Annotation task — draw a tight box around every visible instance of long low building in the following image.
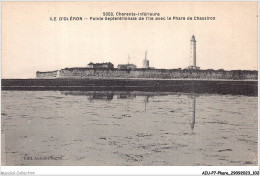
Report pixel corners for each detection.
[117,64,137,69]
[87,62,114,69]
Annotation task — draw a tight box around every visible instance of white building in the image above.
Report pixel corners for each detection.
[188,35,200,70]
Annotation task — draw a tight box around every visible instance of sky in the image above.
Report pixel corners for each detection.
[2,2,258,78]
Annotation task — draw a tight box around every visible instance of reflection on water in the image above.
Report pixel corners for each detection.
[1,91,258,166]
[188,94,198,131]
[62,91,198,131]
[62,91,115,101]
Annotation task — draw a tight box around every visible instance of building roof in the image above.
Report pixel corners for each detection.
[88,62,113,65]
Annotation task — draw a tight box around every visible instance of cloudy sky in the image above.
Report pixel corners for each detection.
[2,2,258,78]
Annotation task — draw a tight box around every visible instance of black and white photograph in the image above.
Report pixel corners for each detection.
[1,1,258,175]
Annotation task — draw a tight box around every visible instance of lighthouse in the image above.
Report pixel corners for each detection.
[188,35,200,70]
[191,35,196,67]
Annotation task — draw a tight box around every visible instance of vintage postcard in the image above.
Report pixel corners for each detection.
[1,1,258,175]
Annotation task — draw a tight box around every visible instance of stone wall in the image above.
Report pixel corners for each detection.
[36,70,59,79]
[36,68,258,80]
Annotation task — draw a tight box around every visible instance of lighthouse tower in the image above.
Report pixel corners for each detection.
[191,35,196,67]
[188,35,200,70]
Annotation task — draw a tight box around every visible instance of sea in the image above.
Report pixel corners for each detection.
[1,91,258,166]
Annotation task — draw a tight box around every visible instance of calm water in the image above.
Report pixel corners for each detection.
[1,91,258,166]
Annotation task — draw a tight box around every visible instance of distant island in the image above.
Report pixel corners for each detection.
[36,35,257,80]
